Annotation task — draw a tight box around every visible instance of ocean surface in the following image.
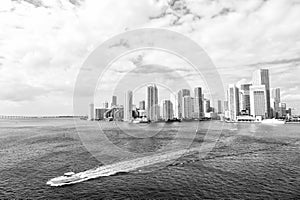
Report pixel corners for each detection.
[0,118,299,199]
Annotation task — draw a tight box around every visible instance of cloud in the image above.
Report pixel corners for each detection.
[1,0,300,115]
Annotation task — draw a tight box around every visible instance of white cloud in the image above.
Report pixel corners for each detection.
[0,0,300,115]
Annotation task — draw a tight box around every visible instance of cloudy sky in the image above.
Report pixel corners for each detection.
[0,0,300,116]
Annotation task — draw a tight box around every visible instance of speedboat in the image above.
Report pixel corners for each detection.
[47,172,87,186]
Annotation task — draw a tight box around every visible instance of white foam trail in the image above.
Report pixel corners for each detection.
[47,148,198,187]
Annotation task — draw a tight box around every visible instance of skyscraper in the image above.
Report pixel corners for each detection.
[162,100,174,121]
[227,84,240,121]
[178,89,190,119]
[252,69,271,118]
[250,85,267,118]
[271,88,280,118]
[183,96,193,119]
[111,96,117,107]
[279,102,286,118]
[88,103,94,121]
[240,84,251,115]
[124,90,133,121]
[194,87,203,119]
[203,98,211,113]
[147,84,159,121]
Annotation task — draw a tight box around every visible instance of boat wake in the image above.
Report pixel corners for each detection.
[47,148,196,187]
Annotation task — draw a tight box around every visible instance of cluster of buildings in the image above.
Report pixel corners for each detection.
[89,84,218,122]
[88,68,293,122]
[224,68,292,122]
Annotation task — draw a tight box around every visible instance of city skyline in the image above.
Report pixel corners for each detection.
[92,67,294,122]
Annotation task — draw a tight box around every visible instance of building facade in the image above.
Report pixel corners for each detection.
[252,69,271,118]
[162,100,174,121]
[183,96,193,119]
[124,90,133,121]
[227,84,240,121]
[194,87,203,119]
[250,85,267,118]
[147,85,159,121]
[240,84,251,115]
[177,89,190,119]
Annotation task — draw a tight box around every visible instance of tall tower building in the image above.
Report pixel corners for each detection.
[183,96,193,119]
[111,96,117,107]
[147,84,159,121]
[240,84,251,115]
[88,103,94,121]
[252,69,271,118]
[271,88,280,118]
[177,89,190,119]
[162,100,174,121]
[124,90,133,122]
[250,85,267,118]
[194,87,203,119]
[227,84,239,121]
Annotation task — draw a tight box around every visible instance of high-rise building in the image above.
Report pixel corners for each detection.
[279,102,286,118]
[88,103,94,120]
[240,84,251,115]
[139,100,145,110]
[183,96,193,119]
[217,100,222,114]
[147,84,159,121]
[250,85,267,118]
[227,84,239,121]
[194,87,203,119]
[177,89,190,119]
[252,69,271,118]
[124,90,133,121]
[111,96,117,107]
[271,88,280,118]
[203,98,211,113]
[162,100,174,121]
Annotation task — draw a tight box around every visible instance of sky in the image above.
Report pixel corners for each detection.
[0,0,300,116]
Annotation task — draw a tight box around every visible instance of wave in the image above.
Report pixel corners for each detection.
[46,148,198,187]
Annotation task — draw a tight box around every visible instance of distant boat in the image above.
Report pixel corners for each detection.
[261,118,286,125]
[166,118,181,123]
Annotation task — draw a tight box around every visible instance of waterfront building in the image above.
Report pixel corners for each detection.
[183,96,193,119]
[239,84,251,115]
[194,87,203,119]
[124,90,133,121]
[88,103,94,120]
[279,102,287,118]
[252,69,271,118]
[271,88,281,118]
[177,89,190,119]
[111,96,117,107]
[203,98,211,113]
[162,100,174,121]
[250,85,267,118]
[147,84,159,121]
[227,84,240,121]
